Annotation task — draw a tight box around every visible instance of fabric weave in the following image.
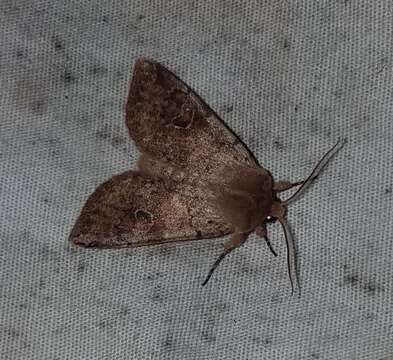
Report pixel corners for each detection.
[1,1,392,359]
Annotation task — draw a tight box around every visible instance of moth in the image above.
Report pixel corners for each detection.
[69,58,343,292]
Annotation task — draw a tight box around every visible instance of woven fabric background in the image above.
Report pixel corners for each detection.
[1,1,392,359]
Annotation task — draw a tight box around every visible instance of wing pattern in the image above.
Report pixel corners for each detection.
[70,171,232,247]
[126,59,259,183]
[70,59,269,247]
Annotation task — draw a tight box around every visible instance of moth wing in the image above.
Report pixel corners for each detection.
[69,171,232,248]
[126,58,259,183]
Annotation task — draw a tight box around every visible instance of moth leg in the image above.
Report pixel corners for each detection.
[273,180,304,192]
[255,225,278,257]
[202,233,248,286]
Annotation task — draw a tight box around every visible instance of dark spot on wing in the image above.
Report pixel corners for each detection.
[172,111,193,128]
[134,209,152,221]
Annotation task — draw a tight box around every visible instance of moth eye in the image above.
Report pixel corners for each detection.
[266,215,277,223]
[134,209,152,221]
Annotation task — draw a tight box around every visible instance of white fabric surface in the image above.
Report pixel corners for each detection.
[1,1,392,359]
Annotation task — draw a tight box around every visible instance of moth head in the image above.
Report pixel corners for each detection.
[262,138,345,293]
[267,199,287,222]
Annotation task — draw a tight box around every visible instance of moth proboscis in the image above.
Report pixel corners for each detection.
[69,58,345,293]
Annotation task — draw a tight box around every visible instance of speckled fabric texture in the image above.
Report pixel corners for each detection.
[1,1,392,359]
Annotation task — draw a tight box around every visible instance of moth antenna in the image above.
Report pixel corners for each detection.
[277,216,299,296]
[202,247,236,286]
[282,138,346,206]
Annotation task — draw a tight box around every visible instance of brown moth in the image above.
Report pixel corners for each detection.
[69,58,344,292]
